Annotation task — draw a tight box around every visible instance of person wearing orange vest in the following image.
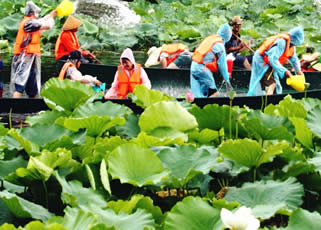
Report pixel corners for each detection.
[247,27,304,96]
[10,1,57,98]
[55,16,92,62]
[145,43,192,69]
[190,23,233,98]
[58,50,102,86]
[104,48,151,99]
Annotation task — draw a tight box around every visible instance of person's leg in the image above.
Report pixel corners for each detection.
[167,62,179,69]
[25,65,38,98]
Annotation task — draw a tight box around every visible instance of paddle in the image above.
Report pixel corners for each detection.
[232,33,255,54]
[87,51,103,65]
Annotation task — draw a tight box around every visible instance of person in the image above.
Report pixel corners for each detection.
[190,23,233,98]
[55,15,93,62]
[300,51,321,71]
[247,27,304,96]
[0,56,3,97]
[58,50,102,86]
[225,16,253,70]
[10,1,57,98]
[145,43,192,69]
[104,48,151,99]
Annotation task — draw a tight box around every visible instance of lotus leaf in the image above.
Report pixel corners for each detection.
[108,143,169,187]
[41,79,95,113]
[300,98,321,112]
[242,110,294,141]
[218,139,288,168]
[26,110,66,126]
[131,85,172,109]
[107,195,163,224]
[94,136,128,161]
[164,196,222,230]
[280,161,315,179]
[158,145,218,187]
[289,117,313,149]
[8,129,40,155]
[307,105,321,138]
[286,208,321,230]
[224,178,304,219]
[188,128,219,145]
[85,164,96,190]
[61,207,98,230]
[115,114,140,138]
[0,200,14,226]
[308,152,321,174]
[0,14,21,31]
[82,20,99,35]
[63,115,125,137]
[0,156,27,180]
[0,191,53,221]
[100,159,111,194]
[139,101,198,133]
[131,132,186,148]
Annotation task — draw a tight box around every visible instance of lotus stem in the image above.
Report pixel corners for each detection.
[261,96,264,112]
[9,108,12,129]
[253,168,257,182]
[42,180,48,209]
[0,179,3,190]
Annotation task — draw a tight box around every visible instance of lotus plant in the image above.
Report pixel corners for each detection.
[220,206,260,230]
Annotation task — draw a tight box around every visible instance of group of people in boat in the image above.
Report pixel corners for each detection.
[8,1,321,99]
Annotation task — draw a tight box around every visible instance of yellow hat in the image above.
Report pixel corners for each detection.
[62,16,83,31]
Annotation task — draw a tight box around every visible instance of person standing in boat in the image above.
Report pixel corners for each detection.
[247,27,304,96]
[105,48,151,99]
[225,16,253,70]
[145,43,192,69]
[55,16,93,62]
[190,23,233,98]
[58,50,102,86]
[10,1,57,98]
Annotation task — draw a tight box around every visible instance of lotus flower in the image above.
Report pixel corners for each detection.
[220,206,260,230]
[185,92,194,103]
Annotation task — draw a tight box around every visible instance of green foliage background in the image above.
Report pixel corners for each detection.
[0,0,321,55]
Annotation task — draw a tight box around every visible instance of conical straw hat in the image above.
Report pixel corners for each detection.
[62,16,83,31]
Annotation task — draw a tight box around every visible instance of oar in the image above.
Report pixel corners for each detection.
[232,33,255,54]
[87,51,103,65]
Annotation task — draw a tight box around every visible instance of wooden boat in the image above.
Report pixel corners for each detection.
[0,62,320,114]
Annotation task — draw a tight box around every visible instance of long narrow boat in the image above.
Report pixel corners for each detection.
[0,62,320,114]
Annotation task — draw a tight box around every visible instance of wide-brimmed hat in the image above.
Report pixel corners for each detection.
[229,16,244,26]
[62,16,83,31]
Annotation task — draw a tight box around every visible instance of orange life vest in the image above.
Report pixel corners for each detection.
[160,43,187,66]
[117,64,142,99]
[257,33,294,65]
[13,16,41,55]
[58,62,75,80]
[55,31,80,60]
[192,35,223,72]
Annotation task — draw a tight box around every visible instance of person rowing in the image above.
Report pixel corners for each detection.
[55,16,94,63]
[190,23,233,98]
[247,27,304,96]
[105,48,151,99]
[145,43,192,69]
[10,1,57,98]
[58,50,102,86]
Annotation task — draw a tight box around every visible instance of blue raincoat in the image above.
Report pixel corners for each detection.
[190,24,232,98]
[247,27,304,96]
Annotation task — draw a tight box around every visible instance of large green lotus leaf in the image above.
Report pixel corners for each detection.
[158,145,217,187]
[115,114,140,139]
[0,199,14,226]
[36,148,79,170]
[307,105,321,138]
[0,156,27,179]
[92,137,128,163]
[212,199,240,211]
[187,128,219,145]
[107,195,163,225]
[8,129,40,155]
[242,110,294,141]
[139,101,198,133]
[300,98,321,112]
[63,115,125,137]
[41,78,95,113]
[0,190,53,221]
[289,117,313,149]
[108,143,169,187]
[279,145,305,162]
[72,136,95,161]
[224,178,304,219]
[61,207,98,230]
[0,14,21,31]
[0,223,16,230]
[55,173,106,209]
[308,152,321,174]
[20,124,72,147]
[164,196,222,230]
[44,131,87,152]
[0,123,8,137]
[130,85,173,109]
[72,101,132,118]
[279,161,315,180]
[16,221,69,230]
[130,132,186,148]
[149,127,188,142]
[26,110,66,126]
[218,139,288,168]
[286,208,321,230]
[82,19,99,35]
[264,95,306,118]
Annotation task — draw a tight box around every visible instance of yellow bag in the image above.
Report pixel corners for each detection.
[286,74,306,92]
[56,0,74,17]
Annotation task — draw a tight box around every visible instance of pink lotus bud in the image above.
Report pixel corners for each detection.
[185,92,195,103]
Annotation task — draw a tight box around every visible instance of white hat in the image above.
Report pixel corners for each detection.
[145,46,162,67]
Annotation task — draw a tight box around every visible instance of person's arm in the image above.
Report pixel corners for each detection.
[159,53,168,68]
[214,43,230,83]
[266,39,289,79]
[104,72,119,99]
[289,49,303,75]
[69,68,101,85]
[140,67,151,89]
[24,10,56,33]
